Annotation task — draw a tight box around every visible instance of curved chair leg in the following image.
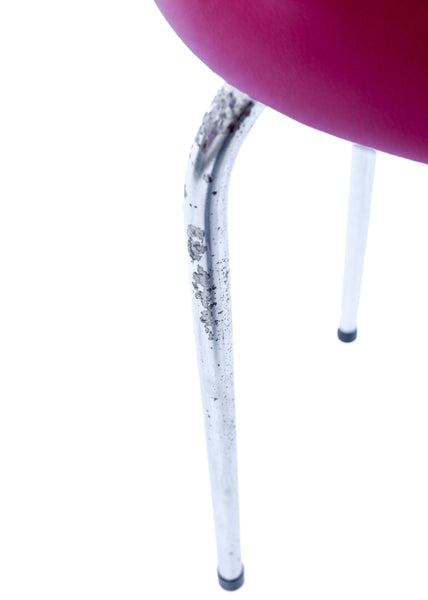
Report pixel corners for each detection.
[338,144,376,342]
[184,85,264,590]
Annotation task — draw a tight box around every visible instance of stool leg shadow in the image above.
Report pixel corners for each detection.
[184,84,264,590]
[338,144,376,343]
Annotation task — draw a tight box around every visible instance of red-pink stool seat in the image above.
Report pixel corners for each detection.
[155,0,428,164]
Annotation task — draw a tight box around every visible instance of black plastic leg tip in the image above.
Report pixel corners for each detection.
[218,567,245,591]
[337,328,357,343]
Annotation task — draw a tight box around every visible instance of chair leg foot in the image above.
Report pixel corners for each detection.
[218,567,245,591]
[337,328,358,343]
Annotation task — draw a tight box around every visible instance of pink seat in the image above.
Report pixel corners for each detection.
[155,0,428,164]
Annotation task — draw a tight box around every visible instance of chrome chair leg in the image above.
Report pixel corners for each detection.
[338,144,376,342]
[184,85,264,590]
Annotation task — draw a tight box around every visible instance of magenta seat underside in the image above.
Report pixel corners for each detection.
[155,0,428,164]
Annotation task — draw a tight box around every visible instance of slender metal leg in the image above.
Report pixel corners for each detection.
[338,144,376,342]
[184,85,264,590]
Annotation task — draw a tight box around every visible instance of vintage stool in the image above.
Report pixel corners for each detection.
[154,0,428,591]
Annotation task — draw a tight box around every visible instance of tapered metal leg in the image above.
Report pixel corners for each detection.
[338,144,376,342]
[185,85,264,589]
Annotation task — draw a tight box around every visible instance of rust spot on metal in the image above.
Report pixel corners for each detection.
[195,86,254,152]
[187,225,207,262]
[192,264,217,340]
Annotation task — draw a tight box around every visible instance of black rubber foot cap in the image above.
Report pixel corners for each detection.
[218,567,245,591]
[337,328,357,343]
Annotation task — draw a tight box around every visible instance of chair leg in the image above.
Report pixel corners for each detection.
[184,85,264,590]
[338,143,376,342]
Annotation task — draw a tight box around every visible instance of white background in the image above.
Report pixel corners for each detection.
[1,2,428,599]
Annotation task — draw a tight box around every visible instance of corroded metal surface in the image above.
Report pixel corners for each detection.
[184,84,264,583]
